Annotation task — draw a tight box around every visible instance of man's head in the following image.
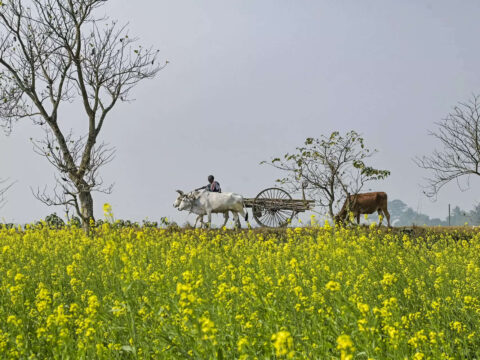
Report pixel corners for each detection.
[208,175,214,183]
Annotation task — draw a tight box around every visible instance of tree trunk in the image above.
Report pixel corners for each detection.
[79,191,95,234]
[328,202,334,220]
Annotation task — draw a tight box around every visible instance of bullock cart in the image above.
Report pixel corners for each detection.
[244,188,315,228]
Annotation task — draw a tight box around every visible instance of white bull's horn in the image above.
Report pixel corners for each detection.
[176,190,184,195]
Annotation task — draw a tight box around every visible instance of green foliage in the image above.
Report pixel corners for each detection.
[69,216,82,228]
[142,220,159,228]
[266,131,389,184]
[353,160,390,180]
[45,213,65,229]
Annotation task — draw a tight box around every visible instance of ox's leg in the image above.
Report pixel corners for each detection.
[195,215,205,228]
[207,211,212,228]
[377,209,384,226]
[356,213,360,225]
[383,207,391,227]
[222,212,229,227]
[233,212,241,228]
[202,216,209,228]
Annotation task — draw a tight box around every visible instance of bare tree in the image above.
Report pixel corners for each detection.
[0,178,14,209]
[262,131,390,219]
[0,0,165,232]
[31,128,114,222]
[415,94,480,198]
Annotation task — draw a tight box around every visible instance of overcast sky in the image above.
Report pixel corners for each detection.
[2,0,480,225]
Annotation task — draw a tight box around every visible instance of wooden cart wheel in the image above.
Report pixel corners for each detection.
[252,188,295,227]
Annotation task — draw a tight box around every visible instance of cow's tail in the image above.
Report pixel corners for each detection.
[242,198,249,222]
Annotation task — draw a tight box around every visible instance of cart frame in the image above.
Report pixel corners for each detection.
[243,187,315,227]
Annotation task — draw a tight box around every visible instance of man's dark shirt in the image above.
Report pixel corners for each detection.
[206,181,221,192]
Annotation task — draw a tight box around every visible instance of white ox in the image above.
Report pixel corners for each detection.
[174,189,248,228]
[173,190,229,228]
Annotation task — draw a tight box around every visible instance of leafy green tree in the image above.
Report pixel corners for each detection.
[262,131,390,219]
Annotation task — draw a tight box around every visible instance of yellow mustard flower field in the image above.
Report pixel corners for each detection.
[0,222,479,359]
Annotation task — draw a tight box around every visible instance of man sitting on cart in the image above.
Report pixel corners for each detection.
[206,175,221,192]
[196,175,221,193]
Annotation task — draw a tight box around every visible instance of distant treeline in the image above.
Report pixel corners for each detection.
[386,199,480,226]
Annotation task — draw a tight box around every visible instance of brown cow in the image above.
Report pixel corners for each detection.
[335,192,391,227]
